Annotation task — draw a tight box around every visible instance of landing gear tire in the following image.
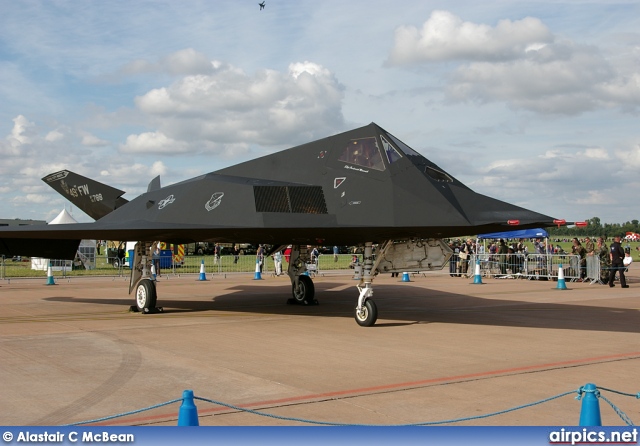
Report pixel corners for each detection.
[289,275,317,305]
[135,279,157,313]
[355,299,378,327]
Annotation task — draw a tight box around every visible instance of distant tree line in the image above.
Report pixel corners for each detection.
[547,217,640,238]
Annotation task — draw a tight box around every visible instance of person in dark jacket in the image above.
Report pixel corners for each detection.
[608,235,628,288]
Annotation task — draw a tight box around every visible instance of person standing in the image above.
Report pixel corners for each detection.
[608,235,628,288]
[571,238,587,281]
[585,237,595,257]
[333,245,339,263]
[310,246,319,264]
[497,239,508,275]
[256,245,265,273]
[449,241,459,277]
[152,244,161,277]
[232,245,239,264]
[272,250,283,276]
[458,239,473,276]
[596,237,609,283]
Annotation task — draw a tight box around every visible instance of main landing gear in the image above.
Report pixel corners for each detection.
[134,278,160,313]
[129,241,163,314]
[286,245,318,305]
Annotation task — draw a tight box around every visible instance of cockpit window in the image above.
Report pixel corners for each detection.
[380,135,402,164]
[338,137,385,171]
[385,132,420,157]
[425,166,453,183]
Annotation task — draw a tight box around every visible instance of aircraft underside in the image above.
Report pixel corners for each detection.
[128,238,452,326]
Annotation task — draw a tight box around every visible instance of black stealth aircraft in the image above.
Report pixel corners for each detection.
[0,123,557,326]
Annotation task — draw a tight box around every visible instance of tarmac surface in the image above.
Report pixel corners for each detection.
[1,266,639,426]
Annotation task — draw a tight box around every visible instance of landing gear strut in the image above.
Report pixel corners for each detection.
[286,245,318,305]
[129,241,163,313]
[354,241,378,326]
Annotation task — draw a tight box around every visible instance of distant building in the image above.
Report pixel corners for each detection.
[0,218,46,227]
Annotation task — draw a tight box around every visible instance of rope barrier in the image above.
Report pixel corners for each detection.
[63,398,182,426]
[596,386,640,399]
[66,384,637,426]
[576,385,636,426]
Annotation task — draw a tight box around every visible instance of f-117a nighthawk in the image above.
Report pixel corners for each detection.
[0,123,557,326]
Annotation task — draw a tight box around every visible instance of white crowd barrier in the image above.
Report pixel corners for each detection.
[450,253,594,281]
[151,253,358,277]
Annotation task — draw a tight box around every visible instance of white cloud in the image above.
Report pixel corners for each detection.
[597,72,640,107]
[575,190,609,205]
[120,131,188,154]
[129,60,345,154]
[445,41,620,114]
[388,11,640,115]
[581,148,609,160]
[11,194,49,204]
[9,115,35,145]
[120,48,214,77]
[162,48,214,76]
[0,115,174,219]
[80,133,109,147]
[465,142,637,221]
[387,10,553,64]
[45,129,65,142]
[617,143,640,168]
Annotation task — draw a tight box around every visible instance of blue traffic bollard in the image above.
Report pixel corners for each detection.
[197,259,207,281]
[177,389,199,426]
[579,383,602,426]
[556,264,567,290]
[46,262,56,285]
[253,257,263,280]
[472,259,483,284]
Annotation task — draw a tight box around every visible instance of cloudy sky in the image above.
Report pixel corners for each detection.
[1,0,639,225]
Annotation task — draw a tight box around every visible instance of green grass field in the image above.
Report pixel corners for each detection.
[2,240,638,279]
[0,253,357,279]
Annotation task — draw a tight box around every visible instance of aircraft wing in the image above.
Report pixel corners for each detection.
[0,123,556,260]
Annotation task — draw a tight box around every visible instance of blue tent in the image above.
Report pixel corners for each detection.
[477,228,548,240]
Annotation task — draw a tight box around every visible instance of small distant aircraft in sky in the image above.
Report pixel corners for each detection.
[259,2,265,10]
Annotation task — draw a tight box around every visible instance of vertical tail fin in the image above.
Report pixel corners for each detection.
[42,170,129,221]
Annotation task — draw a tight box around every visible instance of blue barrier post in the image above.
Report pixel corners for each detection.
[472,259,483,284]
[401,272,411,282]
[556,264,567,290]
[579,383,602,426]
[253,257,262,280]
[46,262,56,285]
[177,389,199,426]
[198,259,207,281]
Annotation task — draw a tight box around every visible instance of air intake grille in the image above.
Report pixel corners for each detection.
[254,186,328,214]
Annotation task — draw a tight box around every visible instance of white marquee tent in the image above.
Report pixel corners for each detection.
[31,209,97,271]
